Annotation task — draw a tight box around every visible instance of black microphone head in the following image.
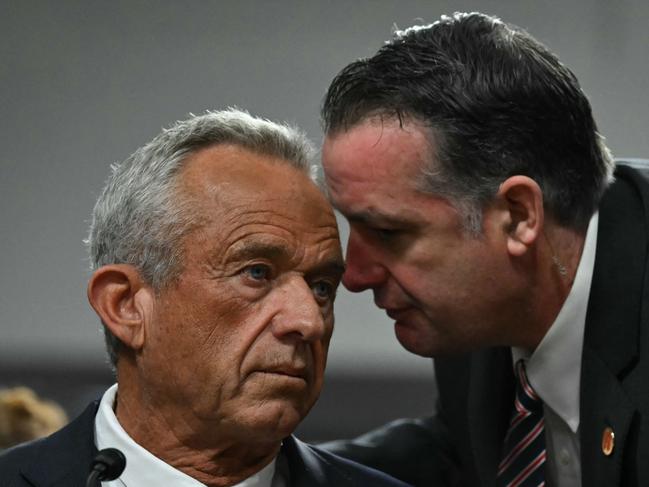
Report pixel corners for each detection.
[92,448,126,480]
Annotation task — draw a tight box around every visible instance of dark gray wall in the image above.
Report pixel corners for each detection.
[1,0,647,439]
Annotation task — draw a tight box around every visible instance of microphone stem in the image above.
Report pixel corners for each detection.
[86,469,101,487]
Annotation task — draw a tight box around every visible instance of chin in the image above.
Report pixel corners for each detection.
[394,321,463,358]
[232,383,320,440]
[397,338,438,357]
[250,402,306,439]
[394,321,436,357]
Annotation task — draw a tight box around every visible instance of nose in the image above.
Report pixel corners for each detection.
[272,276,327,342]
[342,229,388,292]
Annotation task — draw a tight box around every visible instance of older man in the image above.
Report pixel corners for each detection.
[0,110,408,487]
[320,11,649,487]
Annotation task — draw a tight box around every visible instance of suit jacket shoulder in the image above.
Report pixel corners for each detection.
[283,435,410,486]
[0,401,408,487]
[579,164,649,487]
[0,401,99,487]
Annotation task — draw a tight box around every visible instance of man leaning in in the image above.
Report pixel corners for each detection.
[0,109,408,487]
[320,11,649,487]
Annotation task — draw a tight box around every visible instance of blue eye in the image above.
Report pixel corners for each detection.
[312,281,335,301]
[245,264,270,281]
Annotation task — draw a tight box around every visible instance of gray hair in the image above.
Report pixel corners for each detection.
[87,108,316,368]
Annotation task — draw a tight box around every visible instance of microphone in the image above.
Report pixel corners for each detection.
[86,448,126,487]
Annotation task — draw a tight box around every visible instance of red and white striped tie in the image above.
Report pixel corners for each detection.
[497,360,546,487]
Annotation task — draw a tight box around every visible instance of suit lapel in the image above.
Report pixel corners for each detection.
[580,348,636,486]
[20,402,99,487]
[280,435,329,486]
[467,347,515,487]
[580,166,648,487]
[281,435,379,486]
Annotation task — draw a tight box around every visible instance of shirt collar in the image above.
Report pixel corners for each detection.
[94,384,277,487]
[512,212,599,432]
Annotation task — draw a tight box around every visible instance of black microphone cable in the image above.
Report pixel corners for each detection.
[86,448,126,487]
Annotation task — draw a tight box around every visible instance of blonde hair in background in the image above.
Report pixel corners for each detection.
[0,387,68,449]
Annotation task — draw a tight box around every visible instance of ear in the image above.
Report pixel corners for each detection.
[87,264,153,352]
[497,175,544,257]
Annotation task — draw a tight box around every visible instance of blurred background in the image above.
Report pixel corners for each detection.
[1,0,647,442]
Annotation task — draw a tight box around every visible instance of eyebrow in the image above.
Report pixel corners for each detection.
[224,241,346,276]
[225,241,290,263]
[345,210,404,227]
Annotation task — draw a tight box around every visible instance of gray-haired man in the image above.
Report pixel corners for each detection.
[0,109,409,487]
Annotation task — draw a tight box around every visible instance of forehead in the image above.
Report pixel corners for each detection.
[322,117,433,185]
[322,118,444,224]
[177,144,340,256]
[180,144,322,211]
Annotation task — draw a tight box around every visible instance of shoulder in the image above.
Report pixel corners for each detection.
[595,161,649,246]
[283,435,411,486]
[0,435,49,486]
[0,401,99,486]
[615,159,649,177]
[306,442,411,486]
[613,160,649,201]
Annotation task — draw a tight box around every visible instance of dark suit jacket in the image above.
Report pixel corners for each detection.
[0,401,410,487]
[323,163,649,487]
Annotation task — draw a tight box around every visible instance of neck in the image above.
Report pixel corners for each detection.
[114,363,281,487]
[518,221,587,352]
[544,222,585,295]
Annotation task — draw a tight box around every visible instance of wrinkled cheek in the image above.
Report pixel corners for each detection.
[309,346,328,396]
[321,322,335,360]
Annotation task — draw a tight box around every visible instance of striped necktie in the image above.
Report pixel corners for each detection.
[497,359,546,487]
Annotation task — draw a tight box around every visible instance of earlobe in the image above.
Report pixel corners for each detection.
[498,176,544,257]
[87,264,152,352]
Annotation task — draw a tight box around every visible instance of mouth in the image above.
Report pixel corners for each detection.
[384,307,411,321]
[253,366,308,381]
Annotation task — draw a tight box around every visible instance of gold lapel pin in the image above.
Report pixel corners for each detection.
[601,426,615,456]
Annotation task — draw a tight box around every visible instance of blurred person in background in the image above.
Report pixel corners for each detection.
[0,387,68,450]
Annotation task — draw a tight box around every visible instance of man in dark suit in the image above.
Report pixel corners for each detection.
[0,109,408,487]
[319,11,649,487]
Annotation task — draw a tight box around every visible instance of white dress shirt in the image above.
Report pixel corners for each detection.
[94,384,279,487]
[512,212,599,487]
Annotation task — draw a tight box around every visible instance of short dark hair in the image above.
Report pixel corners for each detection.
[322,12,613,232]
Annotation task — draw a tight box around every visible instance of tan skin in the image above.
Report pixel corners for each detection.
[88,145,344,486]
[322,116,585,356]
